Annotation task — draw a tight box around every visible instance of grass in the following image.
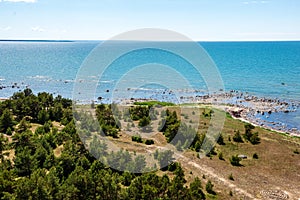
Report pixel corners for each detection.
[67,103,300,199]
[147,104,300,198]
[133,101,175,107]
[196,111,300,198]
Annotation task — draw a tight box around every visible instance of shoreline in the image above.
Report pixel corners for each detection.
[2,88,299,137]
[116,91,300,137]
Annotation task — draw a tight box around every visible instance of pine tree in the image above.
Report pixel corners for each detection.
[233,130,243,143]
[16,117,31,134]
[14,147,33,177]
[0,109,15,133]
[38,109,50,124]
[189,177,205,199]
[250,132,260,144]
[168,165,187,199]
[244,124,255,140]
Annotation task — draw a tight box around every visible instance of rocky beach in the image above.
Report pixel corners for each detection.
[116,89,300,137]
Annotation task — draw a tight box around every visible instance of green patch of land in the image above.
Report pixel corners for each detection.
[133,100,175,107]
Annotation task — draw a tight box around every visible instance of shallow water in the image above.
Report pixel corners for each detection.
[256,109,300,131]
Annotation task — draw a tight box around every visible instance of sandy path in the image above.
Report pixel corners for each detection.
[178,155,258,200]
[145,144,258,199]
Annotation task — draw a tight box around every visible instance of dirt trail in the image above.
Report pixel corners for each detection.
[146,144,258,199]
[177,155,258,200]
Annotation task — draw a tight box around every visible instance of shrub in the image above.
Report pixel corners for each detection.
[138,116,152,132]
[253,153,259,159]
[132,135,142,143]
[5,127,12,135]
[217,134,225,145]
[35,126,46,135]
[138,116,150,127]
[218,152,224,160]
[233,130,243,143]
[129,106,149,121]
[205,180,215,195]
[230,155,242,166]
[145,139,154,145]
[228,173,234,181]
[167,162,178,172]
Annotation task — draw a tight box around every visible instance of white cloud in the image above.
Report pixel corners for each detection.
[0,0,37,3]
[31,26,45,32]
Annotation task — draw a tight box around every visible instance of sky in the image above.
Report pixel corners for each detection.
[0,0,299,41]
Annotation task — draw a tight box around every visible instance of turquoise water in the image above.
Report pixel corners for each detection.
[0,41,300,130]
[1,41,299,100]
[204,41,300,100]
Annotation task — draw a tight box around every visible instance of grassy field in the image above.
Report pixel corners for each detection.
[94,103,300,199]
[180,107,300,199]
[188,105,298,199]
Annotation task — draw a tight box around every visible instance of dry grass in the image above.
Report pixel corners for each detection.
[53,145,64,157]
[30,123,41,133]
[178,106,300,199]
[52,121,65,131]
[104,104,300,199]
[2,149,15,164]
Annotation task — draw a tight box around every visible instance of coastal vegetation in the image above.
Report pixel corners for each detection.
[1,89,300,199]
[0,90,208,199]
[133,101,175,107]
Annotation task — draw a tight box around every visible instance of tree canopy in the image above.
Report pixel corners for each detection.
[0,89,207,199]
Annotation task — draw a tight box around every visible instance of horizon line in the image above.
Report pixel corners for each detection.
[0,39,300,43]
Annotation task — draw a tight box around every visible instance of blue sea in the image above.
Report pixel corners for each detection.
[0,41,300,131]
